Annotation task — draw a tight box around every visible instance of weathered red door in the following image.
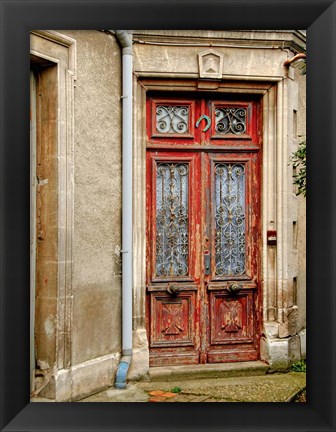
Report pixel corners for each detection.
[146,94,262,366]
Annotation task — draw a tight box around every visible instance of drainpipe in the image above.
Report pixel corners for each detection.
[283,52,306,67]
[113,30,133,389]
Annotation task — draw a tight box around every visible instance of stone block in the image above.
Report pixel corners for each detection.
[260,337,269,364]
[287,65,295,80]
[287,250,299,281]
[70,353,120,401]
[261,333,305,372]
[133,328,148,349]
[299,329,306,359]
[288,334,301,364]
[263,338,289,371]
[55,369,71,402]
[39,375,56,400]
[128,347,149,381]
[279,306,298,338]
[263,321,279,338]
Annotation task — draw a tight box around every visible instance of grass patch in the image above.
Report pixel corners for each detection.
[291,360,306,373]
[170,386,182,393]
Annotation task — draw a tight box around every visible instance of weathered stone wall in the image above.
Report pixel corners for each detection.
[296,68,306,355]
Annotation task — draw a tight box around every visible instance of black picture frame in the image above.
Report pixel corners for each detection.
[1,0,335,431]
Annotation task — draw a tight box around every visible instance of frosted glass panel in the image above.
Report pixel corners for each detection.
[214,163,246,275]
[156,163,189,277]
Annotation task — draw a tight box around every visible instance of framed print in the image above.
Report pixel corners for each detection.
[1,0,335,431]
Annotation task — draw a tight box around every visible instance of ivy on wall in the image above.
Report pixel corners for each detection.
[290,59,306,198]
[290,139,306,197]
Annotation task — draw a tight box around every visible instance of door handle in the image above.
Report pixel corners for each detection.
[228,282,242,293]
[204,252,211,275]
[167,285,180,296]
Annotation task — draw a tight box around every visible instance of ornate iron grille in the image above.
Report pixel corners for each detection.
[214,163,246,275]
[215,108,246,134]
[156,163,189,277]
[156,106,189,134]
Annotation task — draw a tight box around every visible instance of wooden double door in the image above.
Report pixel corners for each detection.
[146,94,262,366]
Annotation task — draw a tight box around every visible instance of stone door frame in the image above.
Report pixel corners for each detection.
[131,70,301,376]
[30,30,76,398]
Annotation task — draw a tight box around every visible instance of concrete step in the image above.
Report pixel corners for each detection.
[149,360,270,382]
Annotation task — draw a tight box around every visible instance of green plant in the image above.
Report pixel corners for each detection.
[291,360,306,373]
[289,56,306,197]
[290,139,306,197]
[297,59,306,76]
[170,386,182,393]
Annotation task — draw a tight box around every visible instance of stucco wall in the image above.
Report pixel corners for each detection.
[60,30,122,366]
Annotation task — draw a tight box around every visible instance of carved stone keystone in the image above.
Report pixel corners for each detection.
[198,49,223,79]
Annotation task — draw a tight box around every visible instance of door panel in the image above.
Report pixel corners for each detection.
[207,99,259,144]
[147,97,201,144]
[150,290,197,347]
[146,94,261,366]
[206,153,260,282]
[147,152,201,283]
[209,290,254,345]
[146,151,201,365]
[204,152,260,361]
[211,157,249,279]
[148,289,200,365]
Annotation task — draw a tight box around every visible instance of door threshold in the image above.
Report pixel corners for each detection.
[149,360,269,382]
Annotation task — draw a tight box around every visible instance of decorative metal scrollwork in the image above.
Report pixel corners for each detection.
[214,163,246,276]
[215,108,246,135]
[156,106,189,134]
[156,163,189,277]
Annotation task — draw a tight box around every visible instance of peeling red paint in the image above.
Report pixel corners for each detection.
[146,93,262,366]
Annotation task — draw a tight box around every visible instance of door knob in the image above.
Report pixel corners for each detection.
[228,282,241,293]
[167,285,180,296]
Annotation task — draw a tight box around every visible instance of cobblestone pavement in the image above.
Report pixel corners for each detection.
[77,372,306,403]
